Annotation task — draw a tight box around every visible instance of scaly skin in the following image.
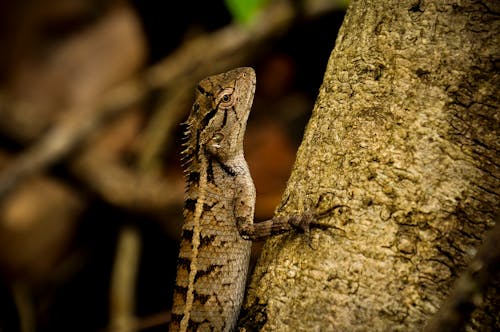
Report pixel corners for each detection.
[170,68,256,332]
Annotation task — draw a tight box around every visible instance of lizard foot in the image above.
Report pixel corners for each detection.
[288,209,317,247]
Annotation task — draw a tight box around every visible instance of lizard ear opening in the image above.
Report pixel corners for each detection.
[206,132,224,156]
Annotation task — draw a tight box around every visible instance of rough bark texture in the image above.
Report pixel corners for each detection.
[240,0,499,331]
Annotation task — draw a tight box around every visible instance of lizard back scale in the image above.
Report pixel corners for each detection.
[170,67,257,332]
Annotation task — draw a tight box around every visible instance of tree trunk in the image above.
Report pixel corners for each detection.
[240,0,499,330]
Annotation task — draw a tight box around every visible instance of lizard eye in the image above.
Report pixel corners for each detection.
[218,88,235,108]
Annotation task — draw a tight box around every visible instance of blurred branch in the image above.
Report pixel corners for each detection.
[11,282,35,332]
[109,225,141,332]
[0,0,338,202]
[70,149,182,213]
[137,78,194,173]
[0,78,145,199]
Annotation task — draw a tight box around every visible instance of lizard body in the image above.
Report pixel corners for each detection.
[170,67,307,332]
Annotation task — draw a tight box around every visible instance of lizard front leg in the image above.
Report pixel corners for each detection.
[237,214,313,241]
[233,170,313,241]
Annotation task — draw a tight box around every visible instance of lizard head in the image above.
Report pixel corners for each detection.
[184,67,256,164]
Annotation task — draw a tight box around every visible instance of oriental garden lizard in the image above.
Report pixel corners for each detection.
[169,67,312,332]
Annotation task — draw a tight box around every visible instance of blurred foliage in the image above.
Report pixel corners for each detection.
[224,0,269,25]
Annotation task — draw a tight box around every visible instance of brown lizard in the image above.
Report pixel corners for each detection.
[170,67,311,332]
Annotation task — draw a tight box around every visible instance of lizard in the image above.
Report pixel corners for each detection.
[170,67,311,332]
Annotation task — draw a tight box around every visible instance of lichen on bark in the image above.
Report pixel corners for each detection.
[240,0,499,330]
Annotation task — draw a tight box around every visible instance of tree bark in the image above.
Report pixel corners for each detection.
[240,0,499,330]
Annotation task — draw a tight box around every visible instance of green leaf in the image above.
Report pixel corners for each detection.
[224,0,268,25]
